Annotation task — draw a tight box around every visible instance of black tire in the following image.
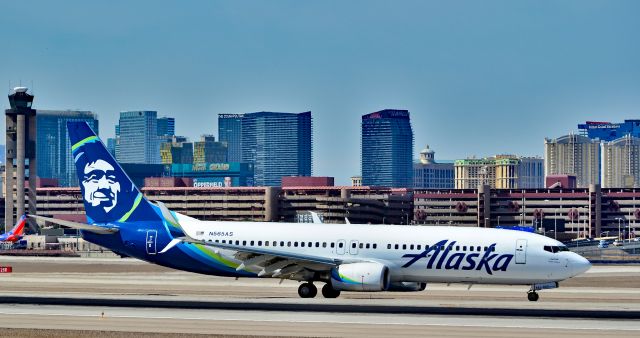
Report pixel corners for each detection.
[298,283,317,298]
[322,283,341,298]
[527,292,539,302]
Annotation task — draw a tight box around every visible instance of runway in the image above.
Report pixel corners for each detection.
[0,256,639,337]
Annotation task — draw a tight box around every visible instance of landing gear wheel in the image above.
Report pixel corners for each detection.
[321,283,341,298]
[298,282,317,298]
[527,291,539,302]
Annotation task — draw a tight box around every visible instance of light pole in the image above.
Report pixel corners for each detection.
[616,217,623,240]
[554,208,558,240]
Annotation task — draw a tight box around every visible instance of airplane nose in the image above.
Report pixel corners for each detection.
[571,254,592,276]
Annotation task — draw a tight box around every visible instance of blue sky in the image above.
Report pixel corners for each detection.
[1,1,639,184]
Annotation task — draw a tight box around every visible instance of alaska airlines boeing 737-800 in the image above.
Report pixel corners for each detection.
[30,122,591,301]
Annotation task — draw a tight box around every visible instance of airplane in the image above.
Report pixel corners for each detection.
[0,215,27,242]
[30,122,591,301]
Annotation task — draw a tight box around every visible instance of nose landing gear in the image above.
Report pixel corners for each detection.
[527,291,539,302]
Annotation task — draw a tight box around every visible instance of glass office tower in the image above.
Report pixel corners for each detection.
[116,111,160,164]
[218,114,244,162]
[361,109,414,188]
[36,110,99,186]
[242,111,312,186]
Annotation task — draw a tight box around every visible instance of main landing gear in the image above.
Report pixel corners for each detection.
[297,282,341,298]
[298,282,317,298]
[527,291,539,302]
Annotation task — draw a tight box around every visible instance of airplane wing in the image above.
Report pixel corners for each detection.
[164,235,355,278]
[154,201,363,279]
[28,215,119,235]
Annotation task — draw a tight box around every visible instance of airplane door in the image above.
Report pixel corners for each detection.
[336,239,346,255]
[515,239,527,264]
[146,230,157,255]
[349,240,359,255]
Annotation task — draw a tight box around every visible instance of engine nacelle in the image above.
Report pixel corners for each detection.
[330,262,390,291]
[387,282,427,292]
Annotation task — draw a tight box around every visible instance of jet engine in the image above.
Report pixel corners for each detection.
[330,262,390,291]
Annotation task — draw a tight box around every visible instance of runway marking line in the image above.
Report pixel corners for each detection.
[0,309,638,332]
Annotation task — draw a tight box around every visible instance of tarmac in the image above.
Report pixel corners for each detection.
[0,256,639,337]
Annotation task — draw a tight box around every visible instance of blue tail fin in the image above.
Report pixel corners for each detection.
[68,121,160,224]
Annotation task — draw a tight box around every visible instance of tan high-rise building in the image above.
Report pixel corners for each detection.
[454,155,543,189]
[602,135,640,188]
[544,134,600,188]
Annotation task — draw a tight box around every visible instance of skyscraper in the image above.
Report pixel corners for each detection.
[361,109,414,188]
[544,134,600,188]
[602,135,640,188]
[36,110,99,187]
[242,111,312,186]
[160,136,193,165]
[194,135,227,165]
[116,111,160,164]
[218,114,243,162]
[157,117,175,137]
[578,120,640,141]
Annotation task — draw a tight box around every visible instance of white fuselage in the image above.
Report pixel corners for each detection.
[176,214,591,285]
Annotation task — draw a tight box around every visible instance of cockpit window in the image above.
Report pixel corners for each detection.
[544,245,569,253]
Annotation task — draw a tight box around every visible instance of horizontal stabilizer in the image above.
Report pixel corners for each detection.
[28,215,119,235]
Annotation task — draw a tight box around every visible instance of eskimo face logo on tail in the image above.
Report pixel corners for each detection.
[82,159,121,213]
[73,140,139,223]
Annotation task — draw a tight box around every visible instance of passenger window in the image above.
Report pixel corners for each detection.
[215,240,219,243]
[222,240,226,244]
[322,242,327,248]
[359,243,364,249]
[338,242,344,248]
[484,246,488,252]
[294,242,299,247]
[477,246,481,252]
[366,243,370,249]
[469,246,473,252]
[250,241,254,246]
[410,244,414,250]
[264,241,269,247]
[395,244,399,250]
[455,246,459,251]
[402,244,407,250]
[258,241,262,246]
[387,244,392,249]
[424,245,429,251]
[331,242,335,248]
[235,240,240,245]
[417,245,421,250]
[301,242,305,247]
[308,242,312,247]
[352,242,357,249]
[373,244,377,249]
[279,241,284,246]
[316,242,320,248]
[242,241,247,246]
[287,241,291,247]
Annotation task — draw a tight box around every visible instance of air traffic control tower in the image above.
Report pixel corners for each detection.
[5,87,37,232]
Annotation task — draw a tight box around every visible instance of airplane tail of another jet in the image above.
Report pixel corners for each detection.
[67,121,162,225]
[10,215,26,236]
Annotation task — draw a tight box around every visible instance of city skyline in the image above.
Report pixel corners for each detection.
[2,1,640,184]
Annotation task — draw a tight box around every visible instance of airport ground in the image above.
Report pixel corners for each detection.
[0,256,639,337]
